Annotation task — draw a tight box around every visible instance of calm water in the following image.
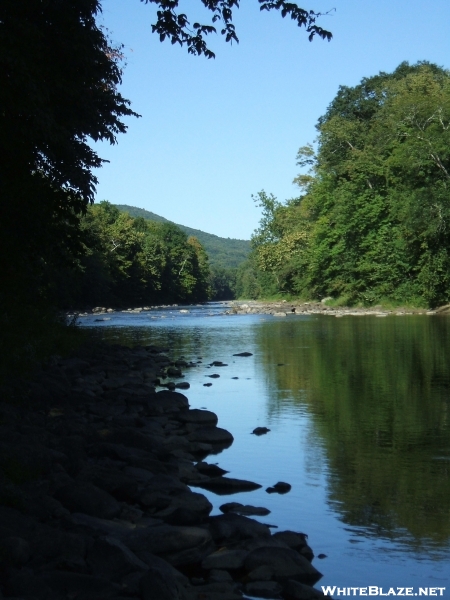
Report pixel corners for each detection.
[81,305,450,593]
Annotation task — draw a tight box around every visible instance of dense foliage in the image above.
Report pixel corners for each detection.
[115,205,251,269]
[68,202,211,306]
[250,62,450,307]
[0,1,137,301]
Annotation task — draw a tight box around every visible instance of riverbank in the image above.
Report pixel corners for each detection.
[69,300,450,322]
[226,300,450,317]
[0,341,328,600]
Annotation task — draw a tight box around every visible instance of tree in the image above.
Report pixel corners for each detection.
[249,62,450,306]
[0,0,331,312]
[0,0,139,309]
[141,0,332,59]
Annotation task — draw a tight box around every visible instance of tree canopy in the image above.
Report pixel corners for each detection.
[248,62,450,307]
[0,0,331,312]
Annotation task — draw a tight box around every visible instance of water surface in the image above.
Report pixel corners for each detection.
[81,305,450,592]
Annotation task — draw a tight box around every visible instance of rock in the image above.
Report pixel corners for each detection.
[209,569,234,583]
[176,409,218,426]
[185,581,243,599]
[244,547,322,584]
[206,514,271,543]
[123,524,214,566]
[266,481,291,494]
[167,366,183,377]
[207,373,220,378]
[140,568,188,600]
[247,565,275,581]
[192,476,261,495]
[252,427,270,436]
[202,547,248,570]
[86,535,148,579]
[273,312,287,317]
[209,361,228,367]
[233,352,253,357]
[54,481,121,519]
[39,571,122,598]
[0,536,31,566]
[70,512,139,536]
[195,462,229,477]
[272,531,312,559]
[146,390,190,415]
[219,502,270,516]
[245,580,283,598]
[204,383,213,387]
[283,580,329,599]
[176,381,190,389]
[188,427,234,447]
[76,464,139,502]
[29,528,88,571]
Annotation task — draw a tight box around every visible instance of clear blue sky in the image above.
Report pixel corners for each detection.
[94,0,450,240]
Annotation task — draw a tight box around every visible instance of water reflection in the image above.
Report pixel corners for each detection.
[254,316,450,547]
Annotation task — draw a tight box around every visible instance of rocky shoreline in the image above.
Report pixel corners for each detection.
[70,300,450,321]
[0,342,329,600]
[226,301,449,317]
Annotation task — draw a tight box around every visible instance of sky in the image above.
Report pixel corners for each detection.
[94,0,450,240]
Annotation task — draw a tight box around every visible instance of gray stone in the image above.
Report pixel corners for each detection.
[244,547,322,583]
[266,481,291,494]
[220,502,270,516]
[29,528,88,571]
[54,481,121,519]
[146,390,190,415]
[86,535,148,579]
[283,580,329,599]
[195,462,229,477]
[202,547,248,570]
[206,514,271,543]
[193,476,261,495]
[252,427,270,436]
[248,565,275,581]
[140,568,189,600]
[177,409,218,426]
[70,512,139,536]
[40,570,122,597]
[76,464,139,502]
[189,427,234,446]
[272,531,313,561]
[184,581,243,600]
[0,536,31,566]
[209,569,234,583]
[123,524,214,566]
[245,580,283,598]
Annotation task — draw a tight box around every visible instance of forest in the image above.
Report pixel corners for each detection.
[239,61,450,307]
[64,202,212,307]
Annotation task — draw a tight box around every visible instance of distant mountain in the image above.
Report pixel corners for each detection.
[115,204,251,269]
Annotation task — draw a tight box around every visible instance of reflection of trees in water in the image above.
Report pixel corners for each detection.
[254,316,450,546]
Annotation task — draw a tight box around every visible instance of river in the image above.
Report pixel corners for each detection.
[80,303,450,594]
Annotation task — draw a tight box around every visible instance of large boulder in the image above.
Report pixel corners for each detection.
[244,547,322,584]
[123,524,214,566]
[54,481,121,519]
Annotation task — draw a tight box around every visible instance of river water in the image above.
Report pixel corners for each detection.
[80,304,450,594]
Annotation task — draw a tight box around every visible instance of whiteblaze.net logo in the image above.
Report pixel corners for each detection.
[321,587,446,597]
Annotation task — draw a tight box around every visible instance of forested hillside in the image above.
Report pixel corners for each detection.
[115,205,251,269]
[241,62,450,307]
[65,202,211,307]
